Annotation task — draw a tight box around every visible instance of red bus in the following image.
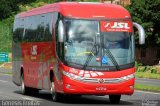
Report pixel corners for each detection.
[12,2,145,103]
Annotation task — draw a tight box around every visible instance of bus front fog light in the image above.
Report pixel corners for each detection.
[130,86,134,90]
[66,84,71,89]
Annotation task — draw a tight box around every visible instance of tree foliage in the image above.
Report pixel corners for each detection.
[0,0,18,20]
[0,0,37,20]
[1,0,160,47]
[126,0,160,45]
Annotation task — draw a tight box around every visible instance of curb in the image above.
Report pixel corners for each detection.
[0,62,12,69]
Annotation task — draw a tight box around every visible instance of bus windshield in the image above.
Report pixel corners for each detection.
[64,18,134,71]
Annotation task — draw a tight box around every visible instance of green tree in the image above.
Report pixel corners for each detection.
[0,0,18,20]
[126,0,160,45]
[0,0,37,20]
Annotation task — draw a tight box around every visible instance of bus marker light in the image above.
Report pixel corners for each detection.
[66,84,71,89]
[130,86,134,90]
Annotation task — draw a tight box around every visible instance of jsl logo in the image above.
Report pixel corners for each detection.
[31,45,37,56]
[104,22,130,29]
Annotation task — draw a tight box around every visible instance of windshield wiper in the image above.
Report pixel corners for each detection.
[83,43,98,70]
[105,48,120,70]
[101,34,120,71]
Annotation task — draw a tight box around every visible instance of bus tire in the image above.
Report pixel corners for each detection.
[21,74,39,95]
[50,81,62,102]
[109,95,121,104]
[21,73,29,95]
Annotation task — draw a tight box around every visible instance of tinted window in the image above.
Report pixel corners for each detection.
[36,15,45,42]
[13,18,24,42]
[44,13,53,41]
[24,17,36,42]
[17,13,53,42]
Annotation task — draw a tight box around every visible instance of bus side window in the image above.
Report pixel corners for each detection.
[13,19,19,43]
[37,15,45,42]
[44,13,52,41]
[13,18,24,43]
[24,17,30,42]
[31,16,37,42]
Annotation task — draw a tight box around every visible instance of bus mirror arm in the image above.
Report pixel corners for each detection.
[133,22,145,44]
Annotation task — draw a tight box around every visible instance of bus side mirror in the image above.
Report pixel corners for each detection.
[58,20,65,42]
[133,22,145,44]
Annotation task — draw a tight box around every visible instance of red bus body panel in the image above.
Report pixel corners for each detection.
[13,2,135,96]
[16,2,131,19]
[63,78,134,95]
[56,64,135,95]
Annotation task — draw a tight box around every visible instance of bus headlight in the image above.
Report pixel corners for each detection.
[121,74,135,81]
[62,71,84,81]
[63,71,135,83]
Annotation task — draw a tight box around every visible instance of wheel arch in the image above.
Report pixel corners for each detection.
[50,70,54,82]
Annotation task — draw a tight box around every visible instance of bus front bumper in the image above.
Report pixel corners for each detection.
[63,76,135,95]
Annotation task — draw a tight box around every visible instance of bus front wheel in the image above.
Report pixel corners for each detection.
[50,81,63,101]
[109,95,121,104]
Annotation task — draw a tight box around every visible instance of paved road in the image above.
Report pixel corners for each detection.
[0,73,160,106]
[135,78,160,87]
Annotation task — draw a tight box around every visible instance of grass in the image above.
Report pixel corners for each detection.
[0,71,12,75]
[135,72,160,79]
[135,83,160,92]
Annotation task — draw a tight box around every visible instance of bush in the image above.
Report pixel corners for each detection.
[136,65,158,74]
[0,17,13,52]
[137,66,147,72]
[135,61,143,71]
[151,67,157,74]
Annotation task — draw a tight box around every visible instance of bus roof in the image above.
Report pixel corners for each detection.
[16,2,131,19]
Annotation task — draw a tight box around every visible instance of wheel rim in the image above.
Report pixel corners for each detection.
[21,76,25,94]
[51,82,55,100]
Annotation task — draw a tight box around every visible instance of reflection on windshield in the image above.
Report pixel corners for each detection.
[66,20,96,42]
[64,19,100,66]
[102,32,134,67]
[104,32,130,49]
[63,18,135,70]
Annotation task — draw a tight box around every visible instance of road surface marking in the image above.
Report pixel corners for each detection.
[121,99,141,104]
[135,90,160,95]
[23,97,34,101]
[0,79,8,83]
[0,73,12,76]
